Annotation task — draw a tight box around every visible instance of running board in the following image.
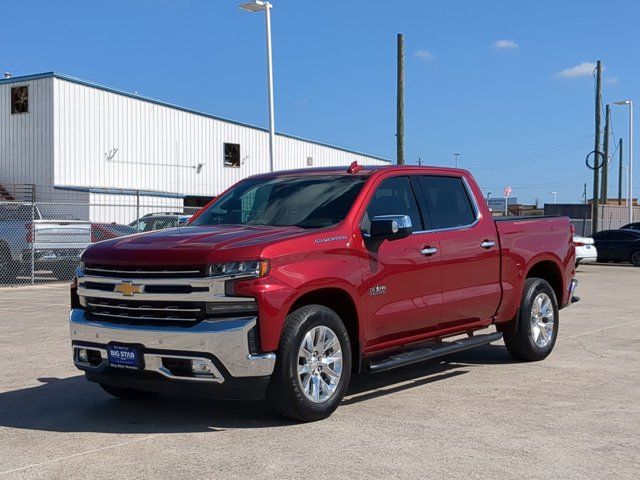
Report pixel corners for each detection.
[366,332,503,373]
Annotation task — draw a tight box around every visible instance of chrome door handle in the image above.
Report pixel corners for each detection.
[480,240,496,249]
[420,247,438,256]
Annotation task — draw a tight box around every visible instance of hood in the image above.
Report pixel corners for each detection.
[82,224,310,266]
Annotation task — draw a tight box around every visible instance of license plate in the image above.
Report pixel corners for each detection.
[107,344,140,370]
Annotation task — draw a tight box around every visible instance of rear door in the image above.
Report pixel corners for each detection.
[599,230,640,261]
[414,175,501,329]
[359,175,443,351]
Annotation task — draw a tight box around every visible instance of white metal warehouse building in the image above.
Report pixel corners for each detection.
[0,72,388,221]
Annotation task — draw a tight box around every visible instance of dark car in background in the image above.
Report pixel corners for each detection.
[592,229,640,266]
[620,222,640,231]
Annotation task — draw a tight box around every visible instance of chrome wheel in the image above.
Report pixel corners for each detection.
[297,325,343,403]
[530,292,555,348]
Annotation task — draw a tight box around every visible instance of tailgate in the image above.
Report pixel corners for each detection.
[32,221,91,250]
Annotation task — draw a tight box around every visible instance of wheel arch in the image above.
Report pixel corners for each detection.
[525,260,564,306]
[288,287,362,372]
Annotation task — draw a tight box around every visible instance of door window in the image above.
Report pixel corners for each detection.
[361,176,423,235]
[417,176,476,229]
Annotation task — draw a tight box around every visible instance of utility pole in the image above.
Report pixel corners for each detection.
[583,183,587,204]
[601,104,610,204]
[396,33,405,165]
[592,60,602,233]
[618,138,623,205]
[417,156,422,166]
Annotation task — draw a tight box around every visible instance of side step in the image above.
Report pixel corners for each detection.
[366,332,503,373]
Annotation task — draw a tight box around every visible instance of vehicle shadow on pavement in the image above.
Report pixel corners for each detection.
[343,343,513,405]
[0,345,513,433]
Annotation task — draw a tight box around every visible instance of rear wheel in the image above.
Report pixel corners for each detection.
[268,304,352,422]
[503,278,559,362]
[52,263,76,281]
[631,250,640,267]
[99,384,157,399]
[0,250,17,284]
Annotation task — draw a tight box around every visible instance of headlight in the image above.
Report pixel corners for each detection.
[208,260,269,278]
[76,261,85,275]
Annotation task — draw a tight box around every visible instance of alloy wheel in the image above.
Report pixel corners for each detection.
[530,292,555,348]
[297,325,343,403]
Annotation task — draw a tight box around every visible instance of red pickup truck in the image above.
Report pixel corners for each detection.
[69,164,577,421]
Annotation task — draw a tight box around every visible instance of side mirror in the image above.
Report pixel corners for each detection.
[369,214,413,240]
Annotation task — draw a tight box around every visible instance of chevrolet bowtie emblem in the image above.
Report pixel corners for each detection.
[114,281,143,297]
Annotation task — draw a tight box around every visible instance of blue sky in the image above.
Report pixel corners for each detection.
[2,0,639,204]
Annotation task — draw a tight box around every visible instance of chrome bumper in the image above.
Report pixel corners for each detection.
[69,309,276,383]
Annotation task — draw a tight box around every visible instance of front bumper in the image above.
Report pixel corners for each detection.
[69,309,276,399]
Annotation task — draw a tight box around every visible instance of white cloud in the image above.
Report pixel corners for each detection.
[414,49,435,61]
[494,39,518,49]
[555,62,597,79]
[606,76,619,85]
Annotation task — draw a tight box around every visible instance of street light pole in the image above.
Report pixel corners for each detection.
[240,0,276,172]
[453,153,460,168]
[551,191,558,204]
[613,100,634,223]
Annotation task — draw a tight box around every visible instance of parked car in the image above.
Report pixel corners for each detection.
[619,222,640,231]
[69,164,577,421]
[592,229,640,266]
[91,223,137,243]
[574,235,597,265]
[129,213,192,232]
[0,203,91,282]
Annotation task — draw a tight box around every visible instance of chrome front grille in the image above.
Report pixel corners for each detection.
[84,263,205,278]
[86,297,206,323]
[77,265,251,325]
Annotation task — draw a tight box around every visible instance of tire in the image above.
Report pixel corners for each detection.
[503,278,559,362]
[268,304,352,422]
[631,250,640,267]
[99,384,157,399]
[52,264,75,281]
[0,249,17,284]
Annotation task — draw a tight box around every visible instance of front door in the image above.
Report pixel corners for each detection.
[359,176,443,352]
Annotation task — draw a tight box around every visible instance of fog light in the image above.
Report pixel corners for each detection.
[192,360,214,376]
[78,348,89,363]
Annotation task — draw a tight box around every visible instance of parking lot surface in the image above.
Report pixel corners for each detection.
[0,264,638,479]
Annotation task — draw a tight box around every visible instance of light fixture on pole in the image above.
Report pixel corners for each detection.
[551,191,558,204]
[613,100,634,222]
[239,0,276,172]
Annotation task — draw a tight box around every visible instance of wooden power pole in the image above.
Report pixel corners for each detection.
[396,33,405,165]
[592,60,602,233]
[601,104,610,204]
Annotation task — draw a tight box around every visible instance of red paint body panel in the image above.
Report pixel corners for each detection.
[80,165,575,357]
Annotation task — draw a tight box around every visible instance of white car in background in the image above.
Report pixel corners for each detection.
[574,235,597,265]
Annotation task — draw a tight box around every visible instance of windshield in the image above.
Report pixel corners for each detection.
[191,175,367,229]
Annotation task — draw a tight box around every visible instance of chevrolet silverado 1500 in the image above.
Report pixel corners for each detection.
[69,164,577,421]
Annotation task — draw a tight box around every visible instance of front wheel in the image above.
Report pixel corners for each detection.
[503,278,559,361]
[268,305,352,422]
[631,250,640,267]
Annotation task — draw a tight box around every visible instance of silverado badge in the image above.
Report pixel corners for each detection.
[114,281,143,297]
[369,285,387,296]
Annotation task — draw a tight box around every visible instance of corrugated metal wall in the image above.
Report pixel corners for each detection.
[52,77,387,197]
[0,77,54,195]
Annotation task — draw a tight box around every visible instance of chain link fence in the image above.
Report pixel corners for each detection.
[0,199,201,287]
